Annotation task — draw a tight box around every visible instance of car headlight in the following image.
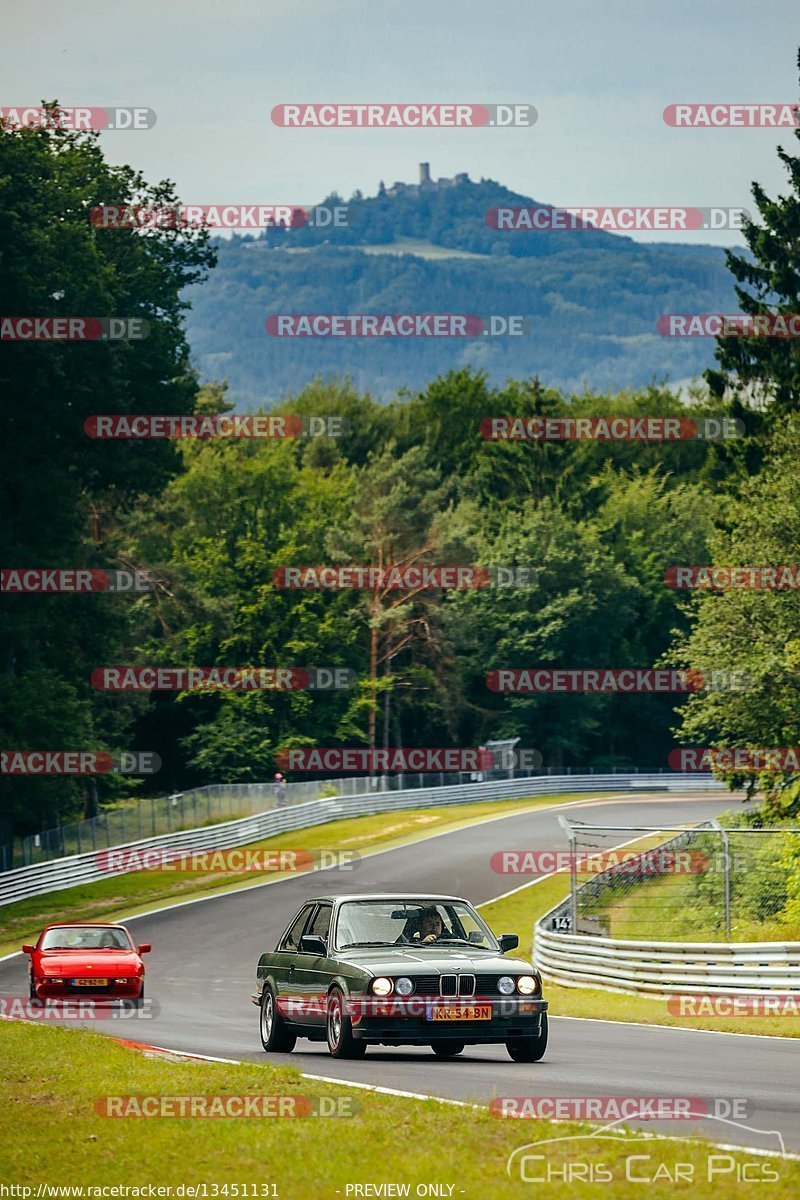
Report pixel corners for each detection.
[394,977,414,996]
[497,975,516,995]
[113,977,132,984]
[371,976,393,996]
[517,975,539,995]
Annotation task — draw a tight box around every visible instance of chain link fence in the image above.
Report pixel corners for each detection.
[1,764,682,872]
[557,820,800,942]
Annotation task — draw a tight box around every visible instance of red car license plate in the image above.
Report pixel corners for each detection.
[72,978,108,986]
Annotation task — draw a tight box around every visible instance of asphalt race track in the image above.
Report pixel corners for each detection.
[2,792,799,1154]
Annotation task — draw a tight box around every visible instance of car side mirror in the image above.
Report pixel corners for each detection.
[299,934,327,956]
[21,945,34,955]
[138,944,152,954]
[498,934,519,953]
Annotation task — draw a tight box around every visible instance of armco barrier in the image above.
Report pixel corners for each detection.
[533,831,800,995]
[0,772,721,908]
[533,922,800,994]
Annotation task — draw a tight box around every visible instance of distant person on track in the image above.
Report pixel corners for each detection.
[273,772,287,806]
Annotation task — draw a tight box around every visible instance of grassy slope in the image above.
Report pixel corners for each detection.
[598,869,800,943]
[1,1021,796,1197]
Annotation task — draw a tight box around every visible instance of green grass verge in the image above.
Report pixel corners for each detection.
[595,867,800,943]
[0,792,593,958]
[1,1022,796,1196]
[478,872,800,1038]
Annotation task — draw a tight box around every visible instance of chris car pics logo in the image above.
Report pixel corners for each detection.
[506,1114,786,1184]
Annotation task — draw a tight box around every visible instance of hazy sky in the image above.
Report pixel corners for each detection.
[4,0,799,245]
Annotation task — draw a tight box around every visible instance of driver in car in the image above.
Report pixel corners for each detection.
[413,906,447,943]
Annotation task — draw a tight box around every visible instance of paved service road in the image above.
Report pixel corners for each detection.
[2,793,798,1154]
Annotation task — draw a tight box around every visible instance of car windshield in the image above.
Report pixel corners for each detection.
[335,900,498,951]
[40,926,132,951]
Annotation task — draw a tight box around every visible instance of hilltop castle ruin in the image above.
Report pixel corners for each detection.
[379,163,470,198]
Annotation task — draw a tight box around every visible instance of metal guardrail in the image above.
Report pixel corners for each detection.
[533,923,800,994]
[0,772,721,908]
[533,823,800,994]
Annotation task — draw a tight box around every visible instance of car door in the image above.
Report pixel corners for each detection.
[291,902,333,1028]
[272,903,316,1024]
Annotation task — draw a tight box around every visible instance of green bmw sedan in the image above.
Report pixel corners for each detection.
[252,893,548,1061]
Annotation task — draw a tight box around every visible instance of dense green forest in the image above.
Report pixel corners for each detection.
[1,105,799,849]
[185,175,735,405]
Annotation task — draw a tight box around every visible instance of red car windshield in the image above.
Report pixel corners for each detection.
[40,926,133,951]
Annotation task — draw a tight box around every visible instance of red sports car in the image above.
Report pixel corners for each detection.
[22,923,151,1004]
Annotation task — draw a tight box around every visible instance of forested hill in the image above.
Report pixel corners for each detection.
[184,172,737,407]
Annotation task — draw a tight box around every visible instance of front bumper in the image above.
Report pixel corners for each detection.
[33,978,143,1000]
[349,996,548,1044]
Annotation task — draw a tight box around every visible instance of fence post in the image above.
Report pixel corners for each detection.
[558,816,578,933]
[710,820,731,940]
[722,828,731,940]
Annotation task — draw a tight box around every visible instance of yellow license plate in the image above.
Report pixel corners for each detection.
[430,1004,491,1021]
[72,978,108,986]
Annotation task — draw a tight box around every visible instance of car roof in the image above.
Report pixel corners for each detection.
[42,922,129,930]
[305,894,468,905]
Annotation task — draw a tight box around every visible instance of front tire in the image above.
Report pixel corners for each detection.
[260,985,296,1053]
[326,987,366,1059]
[506,1013,548,1062]
[431,1041,465,1058]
